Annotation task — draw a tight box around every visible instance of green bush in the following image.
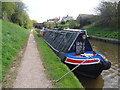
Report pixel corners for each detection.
[57,24,69,29]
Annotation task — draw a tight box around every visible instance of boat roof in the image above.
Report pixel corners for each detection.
[46,29,87,35]
[43,29,92,53]
[64,28,86,32]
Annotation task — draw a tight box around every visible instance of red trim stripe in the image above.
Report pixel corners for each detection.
[65,58,99,64]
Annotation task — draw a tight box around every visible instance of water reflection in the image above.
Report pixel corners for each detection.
[86,39,119,88]
[75,73,104,89]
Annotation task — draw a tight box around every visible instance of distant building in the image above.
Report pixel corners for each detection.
[47,17,60,23]
[46,15,74,24]
[61,15,73,22]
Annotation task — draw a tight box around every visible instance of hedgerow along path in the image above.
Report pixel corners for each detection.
[13,30,52,88]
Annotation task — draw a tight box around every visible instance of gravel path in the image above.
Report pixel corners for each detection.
[13,30,52,88]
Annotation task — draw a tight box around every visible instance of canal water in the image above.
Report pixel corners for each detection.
[77,39,119,89]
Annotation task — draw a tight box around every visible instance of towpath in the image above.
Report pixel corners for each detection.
[13,30,52,88]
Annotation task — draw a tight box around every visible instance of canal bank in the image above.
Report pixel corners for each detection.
[89,36,120,44]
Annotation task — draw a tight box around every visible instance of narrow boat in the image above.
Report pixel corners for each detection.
[41,29,111,78]
[35,28,46,36]
[65,51,111,78]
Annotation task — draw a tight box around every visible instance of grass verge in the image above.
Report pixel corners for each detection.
[83,25,119,40]
[2,20,29,82]
[34,31,83,88]
[2,41,28,88]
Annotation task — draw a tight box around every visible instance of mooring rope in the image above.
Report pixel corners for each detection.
[53,59,88,84]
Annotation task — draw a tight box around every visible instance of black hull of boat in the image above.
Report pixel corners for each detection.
[46,47,103,78]
[51,50,102,78]
[65,63,103,78]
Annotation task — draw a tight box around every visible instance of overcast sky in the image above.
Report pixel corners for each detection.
[22,0,102,23]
